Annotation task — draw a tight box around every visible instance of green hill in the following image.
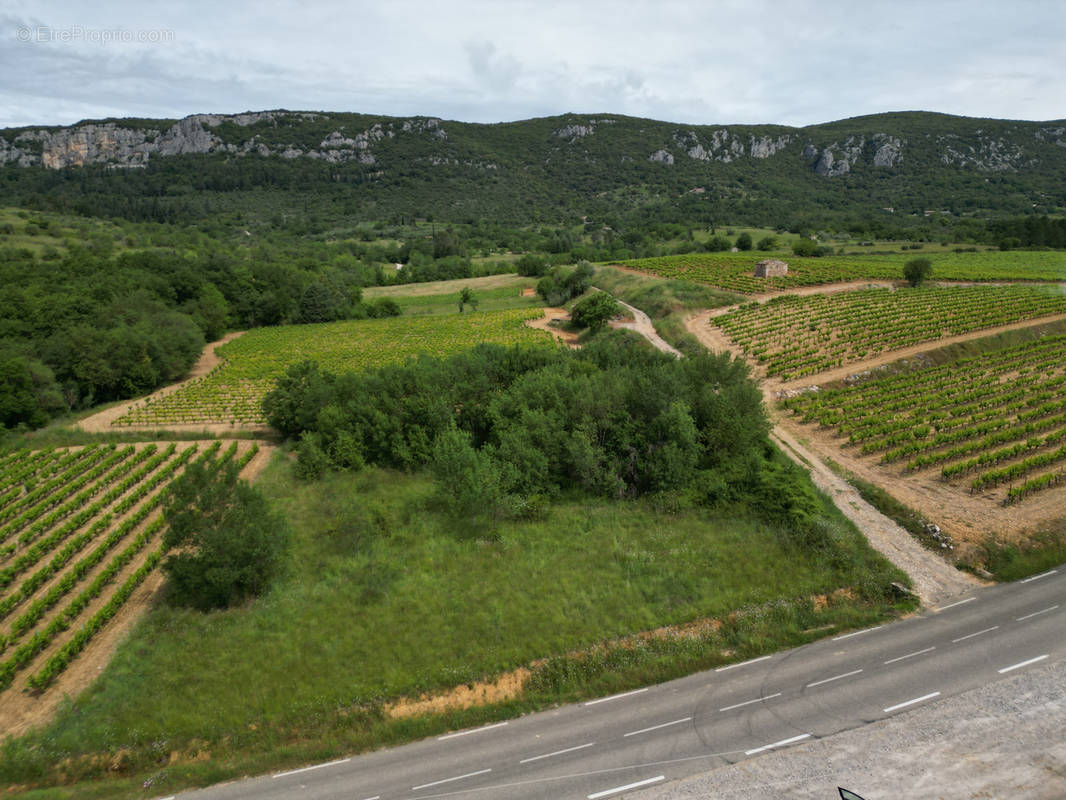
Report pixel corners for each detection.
[2,110,1064,226]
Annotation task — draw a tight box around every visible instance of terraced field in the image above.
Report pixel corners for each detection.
[713,285,1066,380]
[781,333,1066,507]
[111,308,551,428]
[614,250,1066,293]
[0,441,259,705]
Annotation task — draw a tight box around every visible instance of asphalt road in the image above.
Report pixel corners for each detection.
[167,567,1064,800]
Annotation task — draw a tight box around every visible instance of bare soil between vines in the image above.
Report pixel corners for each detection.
[685,288,1066,557]
[0,441,273,738]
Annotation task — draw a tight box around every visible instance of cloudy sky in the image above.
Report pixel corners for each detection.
[2,0,1064,129]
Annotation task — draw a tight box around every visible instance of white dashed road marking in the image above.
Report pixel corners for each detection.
[883,692,941,714]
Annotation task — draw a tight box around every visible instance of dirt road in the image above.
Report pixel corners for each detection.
[605,294,682,357]
[677,310,982,606]
[76,331,256,435]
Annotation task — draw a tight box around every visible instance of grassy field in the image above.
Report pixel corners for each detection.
[364,274,540,316]
[612,250,1066,293]
[714,285,1066,380]
[111,308,552,428]
[0,453,911,796]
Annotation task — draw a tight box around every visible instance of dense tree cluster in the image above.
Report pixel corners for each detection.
[263,334,825,526]
[0,233,406,430]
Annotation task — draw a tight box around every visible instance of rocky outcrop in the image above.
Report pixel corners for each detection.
[1036,126,1066,147]
[814,136,866,176]
[872,133,903,167]
[671,129,791,163]
[749,134,792,158]
[938,133,1032,171]
[649,149,674,164]
[0,112,447,169]
[674,129,745,163]
[401,117,447,139]
[812,133,903,176]
[554,124,594,141]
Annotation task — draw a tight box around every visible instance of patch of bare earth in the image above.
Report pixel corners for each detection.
[525,307,581,348]
[387,591,858,723]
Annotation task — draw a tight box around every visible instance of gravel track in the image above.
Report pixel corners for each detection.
[677,305,982,607]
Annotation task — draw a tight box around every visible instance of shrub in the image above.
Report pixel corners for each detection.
[570,292,620,330]
[516,253,549,277]
[366,298,402,318]
[903,257,933,287]
[162,459,289,610]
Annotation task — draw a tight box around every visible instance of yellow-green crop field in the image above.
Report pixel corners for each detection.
[614,250,1066,293]
[113,308,551,428]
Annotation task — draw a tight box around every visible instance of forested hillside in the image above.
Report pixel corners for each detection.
[2,110,1065,229]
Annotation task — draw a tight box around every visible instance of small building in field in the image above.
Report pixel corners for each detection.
[754,259,789,278]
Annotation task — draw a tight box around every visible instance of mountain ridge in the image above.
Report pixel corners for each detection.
[2,110,1064,224]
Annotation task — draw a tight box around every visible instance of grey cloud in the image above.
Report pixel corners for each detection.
[2,1,1064,129]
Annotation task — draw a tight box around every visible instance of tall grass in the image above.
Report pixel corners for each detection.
[0,455,910,796]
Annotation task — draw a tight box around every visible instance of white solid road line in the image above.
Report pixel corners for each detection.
[832,625,882,642]
[883,691,941,714]
[584,687,649,706]
[359,796,380,800]
[587,775,666,798]
[952,625,998,643]
[806,669,863,688]
[714,654,772,672]
[935,596,976,611]
[437,721,508,740]
[411,768,492,791]
[998,654,1049,674]
[719,692,781,712]
[1017,605,1059,622]
[624,717,693,737]
[745,733,811,755]
[884,646,936,665]
[271,757,351,779]
[1020,569,1058,583]
[519,742,596,764]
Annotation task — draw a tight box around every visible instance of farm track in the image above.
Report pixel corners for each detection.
[677,310,980,606]
[603,292,683,357]
[76,331,273,437]
[683,278,1066,567]
[0,441,273,736]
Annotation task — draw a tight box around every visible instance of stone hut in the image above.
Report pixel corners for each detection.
[753,259,789,278]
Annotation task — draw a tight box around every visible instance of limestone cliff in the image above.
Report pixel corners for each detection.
[0,111,447,169]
